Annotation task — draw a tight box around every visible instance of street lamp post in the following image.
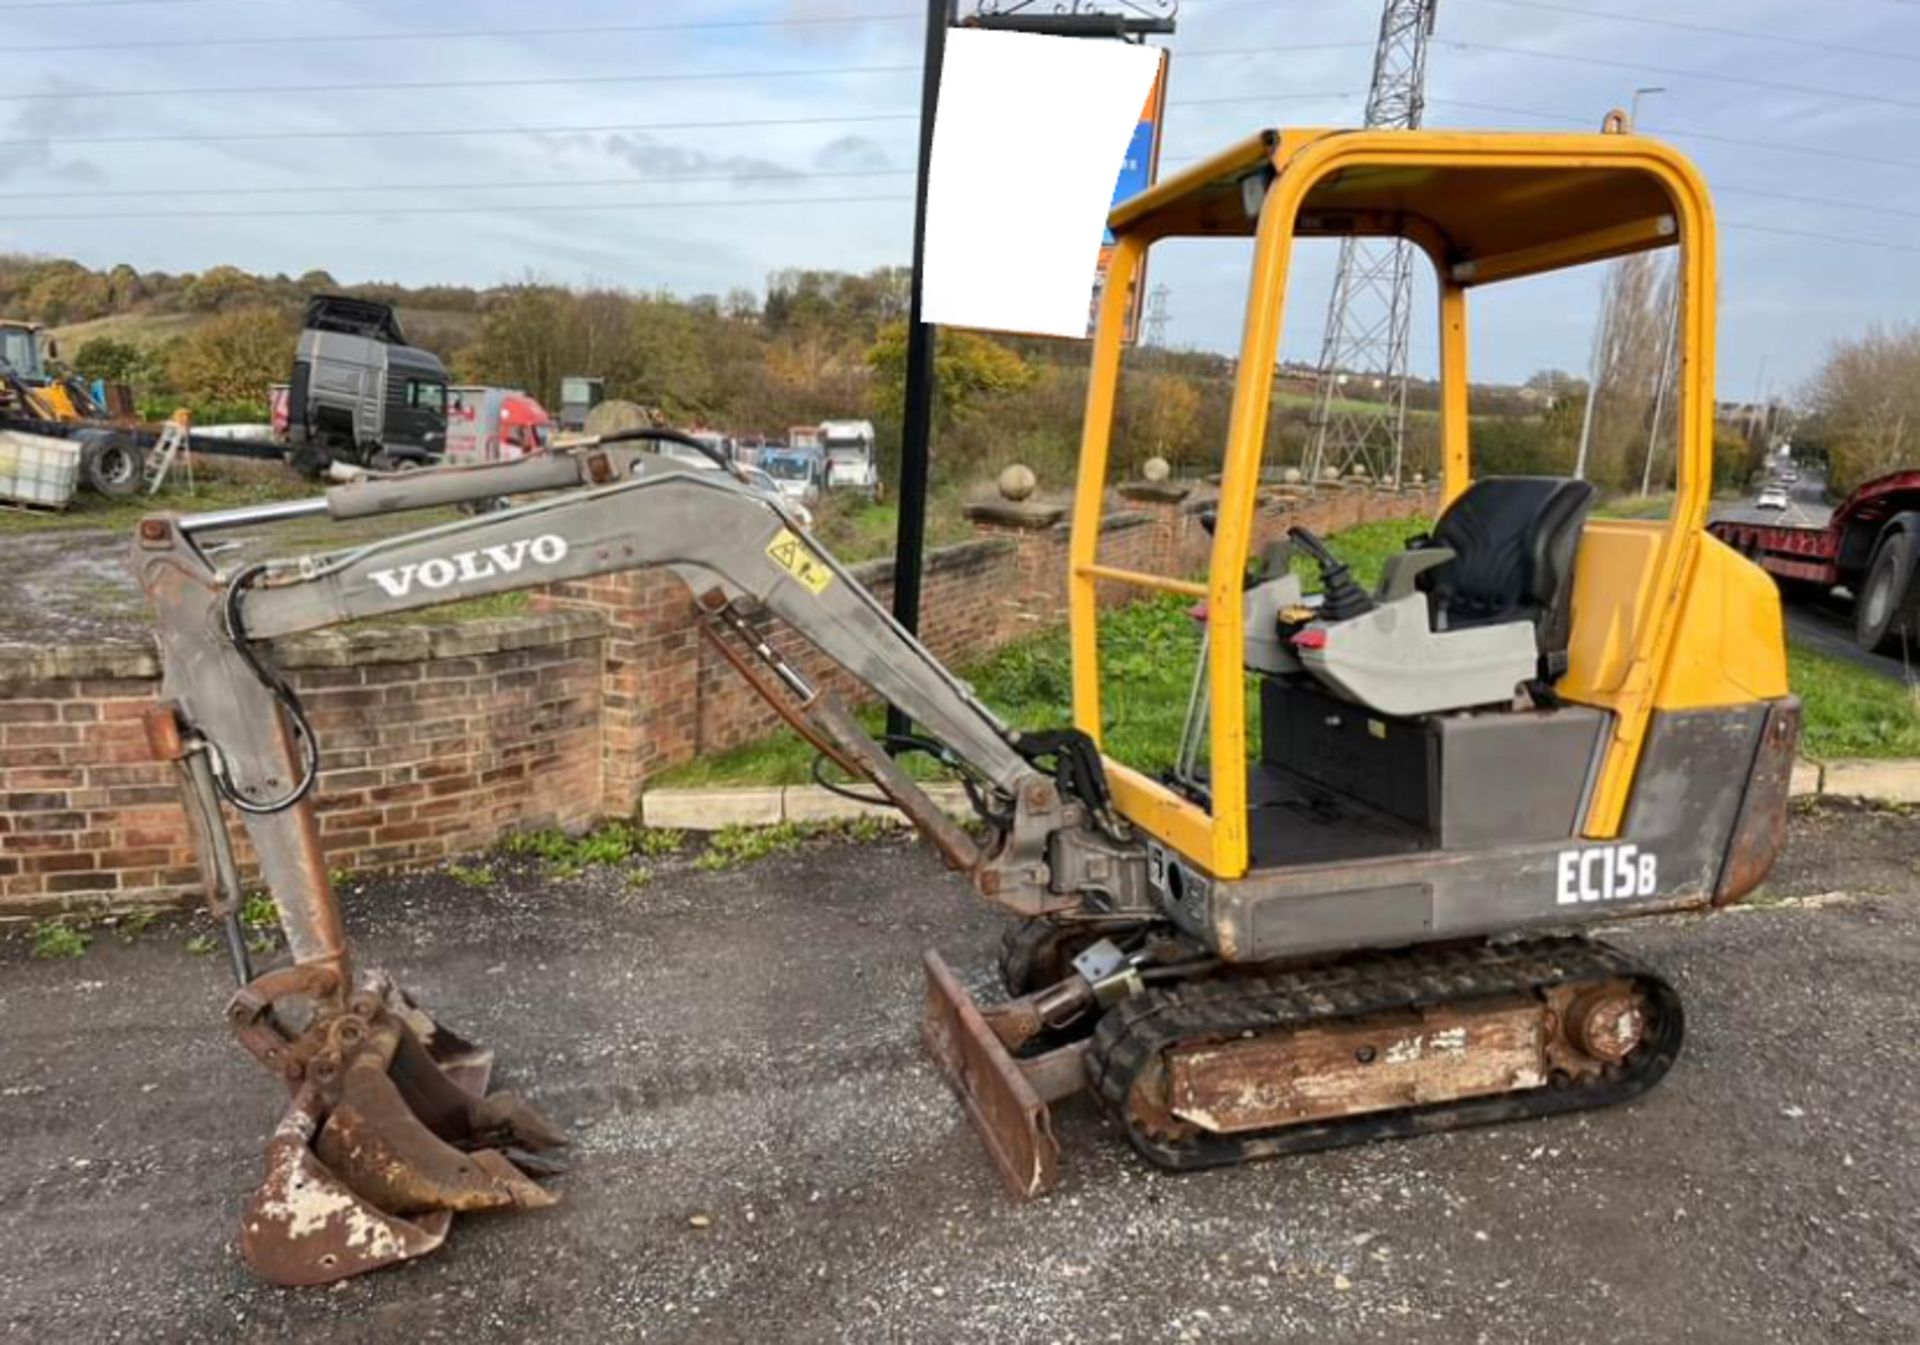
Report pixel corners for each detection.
[1574,85,1666,483]
[886,0,957,747]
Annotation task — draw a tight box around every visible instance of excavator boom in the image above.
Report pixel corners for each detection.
[134,433,1126,1284]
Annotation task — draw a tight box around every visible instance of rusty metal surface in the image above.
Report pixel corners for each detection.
[692,595,868,781]
[231,974,564,1286]
[240,1084,452,1289]
[920,951,1061,1200]
[133,536,352,975]
[1162,996,1546,1134]
[815,698,982,873]
[1563,985,1646,1064]
[315,1071,557,1216]
[1716,696,1803,906]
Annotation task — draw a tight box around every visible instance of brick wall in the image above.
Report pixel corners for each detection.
[2,486,1435,913]
[1,614,605,915]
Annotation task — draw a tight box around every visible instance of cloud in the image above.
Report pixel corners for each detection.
[0,88,111,185]
[601,133,802,184]
[813,134,892,172]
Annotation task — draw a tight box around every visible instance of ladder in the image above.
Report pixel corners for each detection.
[144,412,193,495]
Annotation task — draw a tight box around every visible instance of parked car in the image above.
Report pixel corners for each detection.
[738,463,815,530]
[1756,486,1790,510]
[757,445,825,508]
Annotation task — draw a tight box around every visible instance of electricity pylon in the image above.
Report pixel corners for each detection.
[1304,0,1438,486]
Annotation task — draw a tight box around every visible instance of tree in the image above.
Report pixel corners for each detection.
[73,336,151,386]
[22,263,111,324]
[1583,252,1678,491]
[105,264,146,312]
[1806,324,1920,492]
[183,264,264,313]
[165,307,294,406]
[867,321,1034,430]
[1131,371,1203,470]
[619,298,712,417]
[456,285,574,407]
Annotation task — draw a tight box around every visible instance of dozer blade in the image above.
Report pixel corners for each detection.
[242,1084,453,1288]
[920,950,1061,1199]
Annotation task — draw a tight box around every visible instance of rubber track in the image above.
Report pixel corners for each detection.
[1087,936,1684,1171]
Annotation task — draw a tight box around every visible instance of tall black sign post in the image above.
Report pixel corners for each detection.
[887,0,958,743]
[888,0,1177,743]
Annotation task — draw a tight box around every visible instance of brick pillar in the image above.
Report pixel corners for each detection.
[965,500,1069,642]
[1116,481,1194,576]
[536,571,699,816]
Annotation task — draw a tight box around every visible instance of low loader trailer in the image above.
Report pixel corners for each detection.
[1709,468,1920,655]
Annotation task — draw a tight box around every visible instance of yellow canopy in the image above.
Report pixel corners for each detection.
[1109,126,1697,285]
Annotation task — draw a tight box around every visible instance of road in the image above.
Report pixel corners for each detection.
[3,805,1918,1343]
[1712,468,1912,684]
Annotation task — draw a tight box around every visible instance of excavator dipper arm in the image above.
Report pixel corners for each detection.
[132,443,1122,1285]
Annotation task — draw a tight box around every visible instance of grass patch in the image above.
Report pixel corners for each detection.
[239,892,277,930]
[238,891,281,953]
[1592,492,1674,521]
[111,908,158,944]
[809,489,975,563]
[0,469,296,536]
[500,822,685,876]
[444,862,495,890]
[691,817,892,871]
[30,919,90,960]
[694,821,813,871]
[1790,647,1920,759]
[651,703,948,789]
[1285,517,1431,592]
[659,518,1428,788]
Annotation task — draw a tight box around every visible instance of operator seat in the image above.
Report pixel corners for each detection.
[1291,475,1595,716]
[1417,475,1596,681]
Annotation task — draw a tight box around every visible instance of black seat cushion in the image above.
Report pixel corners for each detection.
[1417,476,1596,674]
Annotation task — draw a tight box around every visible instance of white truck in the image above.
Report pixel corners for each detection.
[818,419,879,496]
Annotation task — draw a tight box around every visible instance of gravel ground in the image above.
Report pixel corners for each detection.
[0,530,150,645]
[1,800,1917,1343]
[0,495,469,647]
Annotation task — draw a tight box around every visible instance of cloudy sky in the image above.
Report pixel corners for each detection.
[2,0,1913,398]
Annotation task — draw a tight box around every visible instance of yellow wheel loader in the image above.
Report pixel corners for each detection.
[1,318,151,496]
[133,122,1796,1286]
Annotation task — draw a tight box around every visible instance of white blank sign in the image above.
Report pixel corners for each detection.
[923,28,1162,339]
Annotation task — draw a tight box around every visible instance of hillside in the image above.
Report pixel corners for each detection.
[2,252,1766,495]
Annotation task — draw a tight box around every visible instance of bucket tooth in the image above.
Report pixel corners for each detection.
[384,1020,565,1153]
[232,977,563,1286]
[469,1091,567,1152]
[315,1046,559,1217]
[240,1086,451,1289]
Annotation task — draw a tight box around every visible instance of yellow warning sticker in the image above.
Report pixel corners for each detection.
[765,528,834,595]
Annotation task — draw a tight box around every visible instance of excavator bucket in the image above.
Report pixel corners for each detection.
[237,987,563,1287]
[920,951,1064,1199]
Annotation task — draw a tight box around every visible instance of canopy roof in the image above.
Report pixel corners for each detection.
[1108,127,1698,286]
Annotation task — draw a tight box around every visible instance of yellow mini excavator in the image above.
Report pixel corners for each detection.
[134,121,1796,1285]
